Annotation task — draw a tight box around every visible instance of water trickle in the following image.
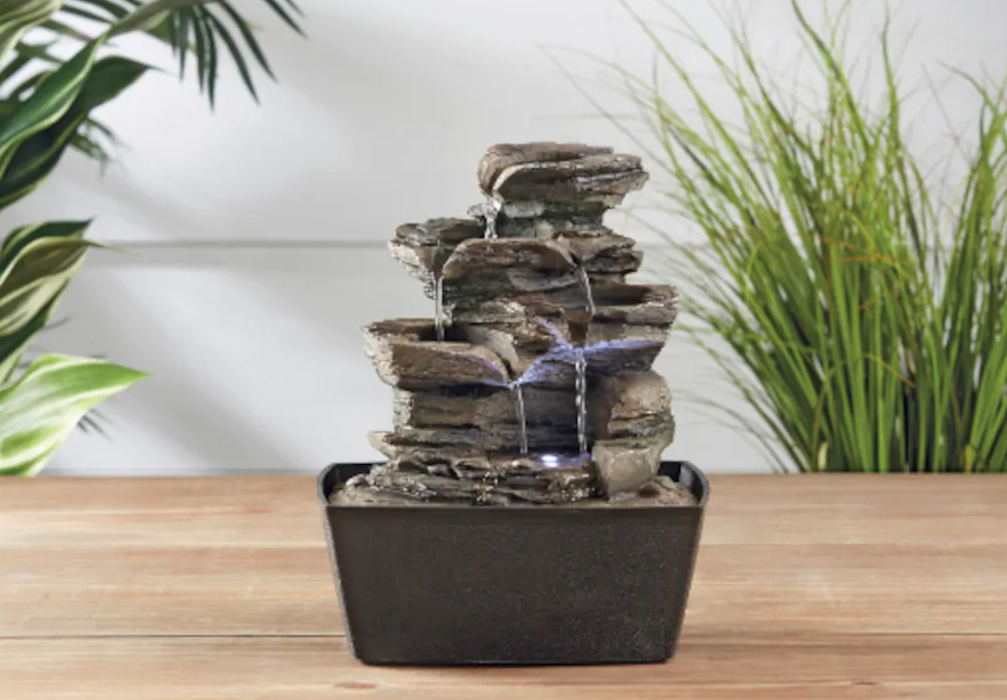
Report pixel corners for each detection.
[576,265,596,317]
[574,348,588,455]
[510,381,529,455]
[483,195,501,239]
[434,275,445,341]
[572,264,595,455]
[430,243,448,342]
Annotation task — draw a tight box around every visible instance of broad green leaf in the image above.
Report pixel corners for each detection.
[0,37,105,179]
[0,57,150,209]
[0,292,60,386]
[0,221,94,383]
[0,39,60,87]
[0,219,89,270]
[0,0,61,66]
[0,236,95,336]
[0,353,147,476]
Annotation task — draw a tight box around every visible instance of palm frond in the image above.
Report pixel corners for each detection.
[45,0,304,107]
[0,0,303,180]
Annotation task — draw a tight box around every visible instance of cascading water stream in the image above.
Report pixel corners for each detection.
[573,263,595,455]
[483,195,501,239]
[576,265,596,316]
[574,349,588,454]
[510,381,529,455]
[431,241,446,342]
[434,275,445,342]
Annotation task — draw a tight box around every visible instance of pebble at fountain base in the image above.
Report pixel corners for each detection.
[317,143,710,666]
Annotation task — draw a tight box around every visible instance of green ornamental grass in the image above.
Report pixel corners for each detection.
[579,0,1007,472]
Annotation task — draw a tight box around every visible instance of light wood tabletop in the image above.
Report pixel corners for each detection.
[1,474,1005,699]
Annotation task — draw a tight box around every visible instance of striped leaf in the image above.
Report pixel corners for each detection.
[0,56,149,209]
[0,220,94,385]
[0,37,105,180]
[0,0,61,66]
[0,353,147,476]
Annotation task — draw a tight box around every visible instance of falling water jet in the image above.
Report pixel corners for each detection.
[431,242,447,342]
[574,349,588,454]
[571,264,596,456]
[483,195,501,239]
[565,307,592,457]
[510,381,529,455]
[576,264,596,317]
[434,275,445,341]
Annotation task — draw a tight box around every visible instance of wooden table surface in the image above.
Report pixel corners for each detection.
[1,475,1005,699]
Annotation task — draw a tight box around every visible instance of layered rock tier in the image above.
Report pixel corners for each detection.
[338,142,693,507]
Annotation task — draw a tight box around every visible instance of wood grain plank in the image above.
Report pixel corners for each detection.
[0,546,340,637]
[702,474,1007,546]
[3,475,1006,547]
[2,634,1004,700]
[3,476,1006,696]
[0,477,326,548]
[2,542,1004,637]
[2,476,1006,638]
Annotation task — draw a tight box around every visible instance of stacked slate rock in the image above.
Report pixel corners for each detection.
[347,143,682,506]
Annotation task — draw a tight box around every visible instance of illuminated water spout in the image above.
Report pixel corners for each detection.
[538,453,561,468]
[535,452,592,471]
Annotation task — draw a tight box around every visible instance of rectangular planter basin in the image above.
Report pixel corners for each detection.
[317,460,709,666]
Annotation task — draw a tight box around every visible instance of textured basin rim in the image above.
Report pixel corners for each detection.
[317,460,710,511]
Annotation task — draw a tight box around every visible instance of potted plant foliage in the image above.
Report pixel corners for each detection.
[583,0,1006,473]
[318,142,709,666]
[0,0,302,475]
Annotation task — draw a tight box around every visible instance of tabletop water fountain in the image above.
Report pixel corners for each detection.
[318,143,710,667]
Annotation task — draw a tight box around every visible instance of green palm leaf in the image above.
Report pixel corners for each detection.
[34,0,304,106]
[2,1,304,171]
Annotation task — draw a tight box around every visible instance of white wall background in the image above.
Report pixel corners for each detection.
[3,0,1004,476]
